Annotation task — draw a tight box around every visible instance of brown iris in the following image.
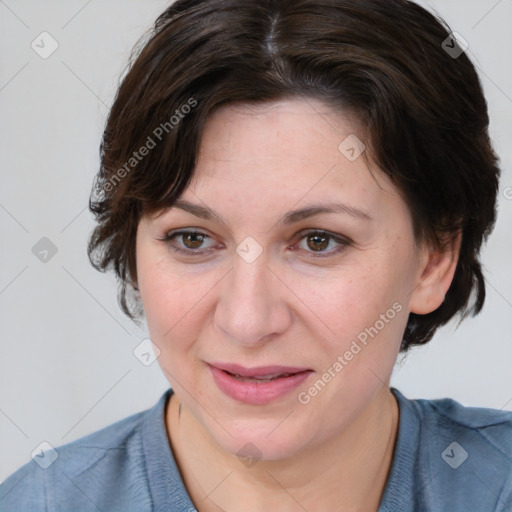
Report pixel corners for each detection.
[182,232,206,249]
[306,233,329,252]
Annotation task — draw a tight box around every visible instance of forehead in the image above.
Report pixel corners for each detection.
[197,98,356,165]
[185,98,401,218]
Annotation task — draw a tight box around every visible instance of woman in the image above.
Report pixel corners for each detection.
[1,0,510,510]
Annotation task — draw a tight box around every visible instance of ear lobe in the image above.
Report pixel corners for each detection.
[409,232,462,315]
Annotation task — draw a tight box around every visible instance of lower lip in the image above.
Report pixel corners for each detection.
[209,365,313,405]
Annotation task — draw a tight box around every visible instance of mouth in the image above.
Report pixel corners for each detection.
[223,371,305,383]
[211,362,312,379]
[207,362,314,404]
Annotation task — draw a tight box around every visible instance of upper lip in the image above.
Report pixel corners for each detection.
[209,362,312,378]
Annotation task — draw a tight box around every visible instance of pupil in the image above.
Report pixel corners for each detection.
[308,234,328,251]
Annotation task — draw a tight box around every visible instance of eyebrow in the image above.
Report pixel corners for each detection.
[170,199,373,225]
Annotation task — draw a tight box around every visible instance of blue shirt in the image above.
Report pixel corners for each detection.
[1,388,511,511]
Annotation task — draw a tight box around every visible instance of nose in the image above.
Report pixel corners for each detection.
[214,252,292,347]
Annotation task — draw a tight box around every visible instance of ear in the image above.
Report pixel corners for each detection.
[409,231,462,315]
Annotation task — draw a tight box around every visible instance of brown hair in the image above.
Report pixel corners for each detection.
[88,0,500,351]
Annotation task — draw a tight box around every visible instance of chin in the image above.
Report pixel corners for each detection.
[205,416,314,463]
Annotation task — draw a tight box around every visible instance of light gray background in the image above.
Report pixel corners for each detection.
[1,0,511,482]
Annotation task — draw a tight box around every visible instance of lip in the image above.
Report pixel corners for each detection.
[208,362,313,405]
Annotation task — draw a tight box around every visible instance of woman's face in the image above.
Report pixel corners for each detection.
[136,98,430,460]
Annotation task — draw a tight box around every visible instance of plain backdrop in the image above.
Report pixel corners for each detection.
[1,0,511,482]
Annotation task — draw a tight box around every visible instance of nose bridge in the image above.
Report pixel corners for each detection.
[214,250,290,346]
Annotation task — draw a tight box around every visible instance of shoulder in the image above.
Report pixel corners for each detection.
[0,405,156,512]
[405,390,512,458]
[391,389,512,511]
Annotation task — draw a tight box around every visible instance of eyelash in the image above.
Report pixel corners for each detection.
[159,229,351,259]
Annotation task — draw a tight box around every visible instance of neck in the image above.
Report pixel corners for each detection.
[166,387,399,512]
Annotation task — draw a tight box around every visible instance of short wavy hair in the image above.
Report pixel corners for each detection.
[88,0,500,351]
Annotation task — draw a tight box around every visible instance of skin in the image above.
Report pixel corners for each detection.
[135,98,460,511]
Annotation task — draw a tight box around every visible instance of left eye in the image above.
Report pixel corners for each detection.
[296,231,348,256]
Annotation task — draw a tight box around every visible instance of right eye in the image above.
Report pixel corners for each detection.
[159,230,219,255]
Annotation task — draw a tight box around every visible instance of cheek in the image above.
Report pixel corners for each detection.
[292,268,407,420]
[288,262,402,340]
[285,259,409,390]
[137,253,219,349]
